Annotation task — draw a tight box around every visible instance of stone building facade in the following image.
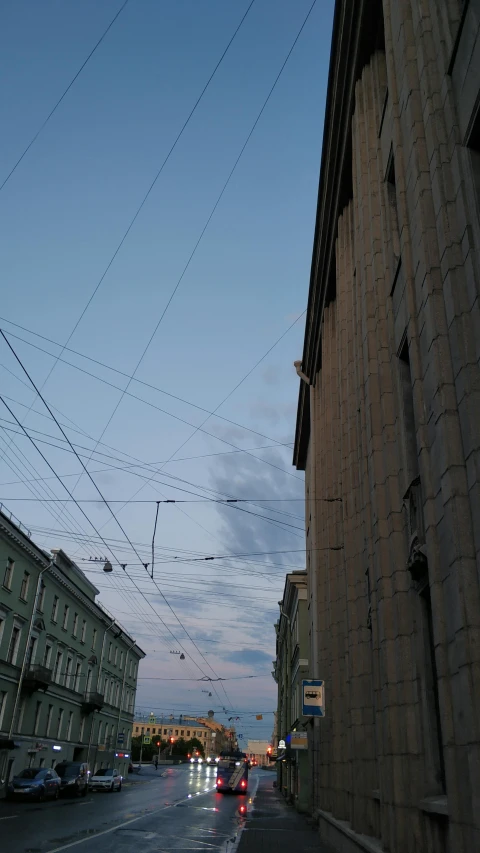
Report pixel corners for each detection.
[274,571,309,812]
[293,2,480,852]
[0,507,144,791]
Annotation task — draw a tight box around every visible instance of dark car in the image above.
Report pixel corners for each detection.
[55,761,89,797]
[7,767,60,801]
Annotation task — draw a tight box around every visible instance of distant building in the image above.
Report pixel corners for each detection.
[246,739,271,767]
[133,712,232,754]
[273,571,309,812]
[0,507,145,794]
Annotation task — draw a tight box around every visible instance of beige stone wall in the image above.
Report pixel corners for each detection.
[300,2,480,852]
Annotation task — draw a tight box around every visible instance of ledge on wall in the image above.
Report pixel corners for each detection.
[419,795,448,817]
[316,809,385,853]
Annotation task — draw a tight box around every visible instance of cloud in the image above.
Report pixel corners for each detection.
[223,648,273,666]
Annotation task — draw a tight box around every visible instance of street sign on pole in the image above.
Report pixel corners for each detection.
[117,733,125,744]
[143,735,151,745]
[302,679,325,717]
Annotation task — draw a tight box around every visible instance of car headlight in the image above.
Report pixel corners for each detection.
[190,758,195,763]
[67,779,76,785]
[198,758,203,764]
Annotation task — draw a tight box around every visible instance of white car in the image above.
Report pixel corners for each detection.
[89,768,122,792]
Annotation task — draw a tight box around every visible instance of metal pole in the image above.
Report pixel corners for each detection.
[115,639,136,765]
[8,559,54,739]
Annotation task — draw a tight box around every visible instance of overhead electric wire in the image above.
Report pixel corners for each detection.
[1,331,301,485]
[0,317,293,449]
[0,0,130,193]
[0,334,233,702]
[0,0,256,500]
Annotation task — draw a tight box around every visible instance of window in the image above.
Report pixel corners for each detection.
[3,558,14,590]
[98,721,103,744]
[17,699,26,732]
[43,644,52,668]
[86,668,92,692]
[146,727,150,733]
[92,628,97,650]
[75,661,82,691]
[81,620,86,643]
[72,613,78,637]
[129,660,133,677]
[34,701,42,735]
[37,582,46,612]
[7,625,21,665]
[175,729,179,736]
[181,730,184,736]
[57,709,64,738]
[0,612,5,647]
[152,727,156,735]
[62,605,69,630]
[51,596,59,622]
[19,571,30,601]
[79,716,85,742]
[65,656,73,688]
[163,728,167,736]
[108,642,112,662]
[26,635,37,667]
[67,711,73,740]
[398,340,419,483]
[0,691,7,728]
[46,704,53,736]
[119,651,124,670]
[187,730,190,737]
[53,651,63,683]
[114,647,118,666]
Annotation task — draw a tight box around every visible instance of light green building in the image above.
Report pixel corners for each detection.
[274,570,310,813]
[0,507,145,795]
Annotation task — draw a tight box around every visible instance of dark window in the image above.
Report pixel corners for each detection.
[398,340,419,483]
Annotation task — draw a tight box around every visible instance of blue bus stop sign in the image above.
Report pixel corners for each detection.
[302,679,325,717]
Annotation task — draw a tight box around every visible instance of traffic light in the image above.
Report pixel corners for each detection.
[169,737,174,744]
[156,741,160,747]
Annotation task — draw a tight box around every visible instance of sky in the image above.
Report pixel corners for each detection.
[0,0,334,743]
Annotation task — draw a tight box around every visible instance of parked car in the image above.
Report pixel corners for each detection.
[7,767,61,801]
[55,761,89,797]
[89,768,122,792]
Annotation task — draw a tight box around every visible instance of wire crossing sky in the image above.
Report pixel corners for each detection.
[0,0,335,738]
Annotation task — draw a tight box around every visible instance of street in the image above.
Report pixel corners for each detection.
[0,765,263,853]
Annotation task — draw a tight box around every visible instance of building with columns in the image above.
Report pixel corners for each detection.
[293,2,480,853]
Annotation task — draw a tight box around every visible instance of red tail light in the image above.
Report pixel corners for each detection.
[241,780,246,787]
[216,779,222,786]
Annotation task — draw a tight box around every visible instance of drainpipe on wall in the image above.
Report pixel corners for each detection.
[86,617,116,770]
[115,639,136,760]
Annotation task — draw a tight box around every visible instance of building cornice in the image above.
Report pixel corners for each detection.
[294,0,383,465]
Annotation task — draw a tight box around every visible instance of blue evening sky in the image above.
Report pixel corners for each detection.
[0,0,334,741]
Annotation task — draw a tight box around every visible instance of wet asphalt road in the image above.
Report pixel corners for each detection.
[1,764,263,853]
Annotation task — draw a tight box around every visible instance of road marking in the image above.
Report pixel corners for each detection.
[0,815,18,821]
[44,789,214,853]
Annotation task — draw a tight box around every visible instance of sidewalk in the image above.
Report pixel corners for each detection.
[237,774,333,853]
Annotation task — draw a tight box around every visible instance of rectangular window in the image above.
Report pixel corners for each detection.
[86,668,92,692]
[0,614,4,647]
[67,711,73,740]
[34,700,42,735]
[7,625,20,665]
[26,635,37,667]
[46,704,54,736]
[57,709,64,739]
[108,642,112,662]
[81,620,86,643]
[114,647,118,666]
[75,662,82,691]
[37,582,46,612]
[72,613,78,637]
[129,660,133,677]
[181,730,184,736]
[62,605,69,630]
[51,595,59,622]
[79,716,85,742]
[3,558,14,590]
[53,651,62,683]
[175,729,178,736]
[44,644,52,668]
[119,651,124,670]
[17,699,26,732]
[19,571,30,601]
[92,628,97,650]
[0,691,7,728]
[98,720,103,744]
[163,728,167,736]
[187,730,190,737]
[65,656,73,688]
